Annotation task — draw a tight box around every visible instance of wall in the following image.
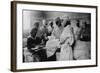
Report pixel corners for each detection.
[0,0,99,73]
[23,10,90,34]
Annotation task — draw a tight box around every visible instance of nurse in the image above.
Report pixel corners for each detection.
[59,18,74,61]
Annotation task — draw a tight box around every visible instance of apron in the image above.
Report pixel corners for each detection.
[59,44,73,60]
[45,38,60,58]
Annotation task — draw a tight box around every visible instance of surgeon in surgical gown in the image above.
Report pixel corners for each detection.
[73,20,91,60]
[59,19,74,61]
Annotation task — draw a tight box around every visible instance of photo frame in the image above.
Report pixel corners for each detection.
[11,1,98,72]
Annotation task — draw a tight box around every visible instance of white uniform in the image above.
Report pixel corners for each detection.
[52,24,63,39]
[59,25,74,60]
[73,26,81,40]
[45,37,60,58]
[73,25,90,60]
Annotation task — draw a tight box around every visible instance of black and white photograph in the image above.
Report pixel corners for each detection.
[11,1,97,71]
[23,10,91,62]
